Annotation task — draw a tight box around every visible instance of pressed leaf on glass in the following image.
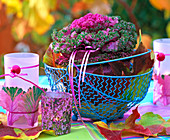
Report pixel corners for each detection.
[22,86,46,126]
[0,87,25,126]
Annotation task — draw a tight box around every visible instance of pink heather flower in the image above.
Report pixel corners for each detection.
[71,31,77,38]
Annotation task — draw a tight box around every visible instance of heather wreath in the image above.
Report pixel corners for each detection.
[48,13,137,66]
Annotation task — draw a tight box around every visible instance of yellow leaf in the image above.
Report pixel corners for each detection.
[0,113,7,126]
[14,128,28,139]
[144,136,149,140]
[93,121,108,129]
[34,14,54,34]
[35,0,49,19]
[166,22,170,38]
[42,129,57,136]
[2,0,23,18]
[26,0,55,34]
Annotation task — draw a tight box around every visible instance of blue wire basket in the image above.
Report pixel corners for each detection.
[44,50,153,122]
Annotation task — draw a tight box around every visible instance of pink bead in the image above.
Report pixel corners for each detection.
[11,65,21,74]
[157,53,165,61]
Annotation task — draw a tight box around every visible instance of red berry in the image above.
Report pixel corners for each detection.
[11,65,21,74]
[157,53,165,61]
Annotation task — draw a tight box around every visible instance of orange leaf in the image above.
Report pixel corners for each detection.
[135,34,152,50]
[149,0,170,11]
[125,106,140,128]
[43,46,61,67]
[96,125,122,140]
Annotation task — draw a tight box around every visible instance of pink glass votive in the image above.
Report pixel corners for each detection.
[4,53,39,91]
[153,38,170,105]
[3,53,39,128]
[41,91,72,136]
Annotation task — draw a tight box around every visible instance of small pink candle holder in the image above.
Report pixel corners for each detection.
[0,86,45,129]
[41,91,72,136]
[153,38,170,106]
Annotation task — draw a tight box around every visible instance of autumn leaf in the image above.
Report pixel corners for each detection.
[43,46,62,67]
[135,34,152,50]
[94,106,154,140]
[94,121,122,140]
[0,113,7,126]
[0,116,56,139]
[0,121,21,139]
[138,112,170,135]
[0,122,54,140]
[108,61,131,76]
[26,7,55,35]
[125,106,140,128]
[92,64,104,75]
[132,42,154,75]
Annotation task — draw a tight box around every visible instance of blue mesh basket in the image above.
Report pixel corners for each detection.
[44,50,153,122]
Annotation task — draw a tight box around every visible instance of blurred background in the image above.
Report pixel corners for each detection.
[0,0,169,76]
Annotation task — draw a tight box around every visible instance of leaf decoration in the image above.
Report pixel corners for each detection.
[0,86,46,127]
[108,61,131,76]
[138,112,170,135]
[0,87,25,125]
[95,121,122,140]
[132,42,154,75]
[0,121,20,139]
[2,87,23,101]
[86,41,154,77]
[0,121,55,139]
[94,106,154,139]
[43,46,61,67]
[92,64,104,75]
[22,86,47,126]
[135,34,152,50]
